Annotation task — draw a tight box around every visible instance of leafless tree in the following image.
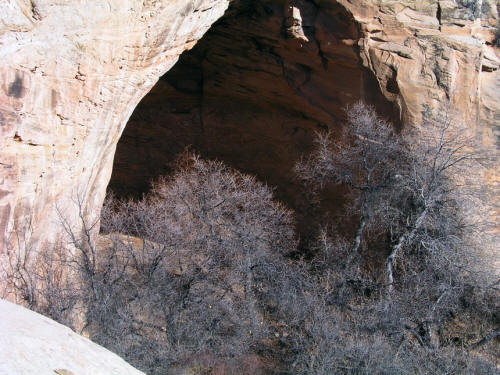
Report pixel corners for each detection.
[296,102,499,363]
[296,103,408,271]
[5,153,299,374]
[1,212,80,328]
[4,109,498,374]
[1,217,39,306]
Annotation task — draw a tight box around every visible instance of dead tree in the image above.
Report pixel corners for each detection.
[296,102,498,352]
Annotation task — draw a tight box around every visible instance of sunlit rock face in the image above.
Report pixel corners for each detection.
[0,0,230,258]
[0,298,145,375]
[0,0,499,264]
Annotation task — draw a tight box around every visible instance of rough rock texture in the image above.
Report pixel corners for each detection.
[110,0,500,236]
[1,0,499,259]
[0,0,230,257]
[0,298,145,375]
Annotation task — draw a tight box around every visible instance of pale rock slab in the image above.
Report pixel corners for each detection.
[0,298,145,375]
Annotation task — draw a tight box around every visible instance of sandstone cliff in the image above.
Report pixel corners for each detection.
[0,0,230,259]
[0,0,499,267]
[110,0,500,240]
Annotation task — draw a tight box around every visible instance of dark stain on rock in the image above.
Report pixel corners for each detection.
[51,89,58,109]
[7,75,26,98]
[13,132,23,142]
[0,189,10,200]
[0,112,4,126]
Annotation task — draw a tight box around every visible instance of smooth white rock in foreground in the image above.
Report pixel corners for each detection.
[0,299,145,375]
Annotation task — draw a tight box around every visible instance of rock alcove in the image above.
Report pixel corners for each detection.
[109,0,401,238]
[1,0,498,277]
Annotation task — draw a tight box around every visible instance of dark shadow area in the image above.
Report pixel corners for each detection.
[109,0,400,246]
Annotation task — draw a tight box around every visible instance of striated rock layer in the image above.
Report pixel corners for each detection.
[1,1,499,267]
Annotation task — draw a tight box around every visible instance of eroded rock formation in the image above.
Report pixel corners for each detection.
[0,0,230,257]
[1,0,499,263]
[111,0,500,237]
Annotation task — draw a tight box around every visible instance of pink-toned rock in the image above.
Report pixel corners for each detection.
[111,0,499,240]
[0,0,229,260]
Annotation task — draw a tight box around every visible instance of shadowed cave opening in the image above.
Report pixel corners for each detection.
[109,0,400,244]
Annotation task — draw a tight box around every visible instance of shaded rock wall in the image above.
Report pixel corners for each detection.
[111,0,500,236]
[110,0,400,237]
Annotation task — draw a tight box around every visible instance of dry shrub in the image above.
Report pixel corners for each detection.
[6,154,299,374]
[4,110,498,374]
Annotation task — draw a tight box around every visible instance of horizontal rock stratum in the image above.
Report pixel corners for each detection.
[0,298,145,375]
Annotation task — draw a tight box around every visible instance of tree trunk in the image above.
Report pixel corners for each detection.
[468,329,500,350]
[386,208,428,295]
[244,253,260,337]
[345,215,366,268]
